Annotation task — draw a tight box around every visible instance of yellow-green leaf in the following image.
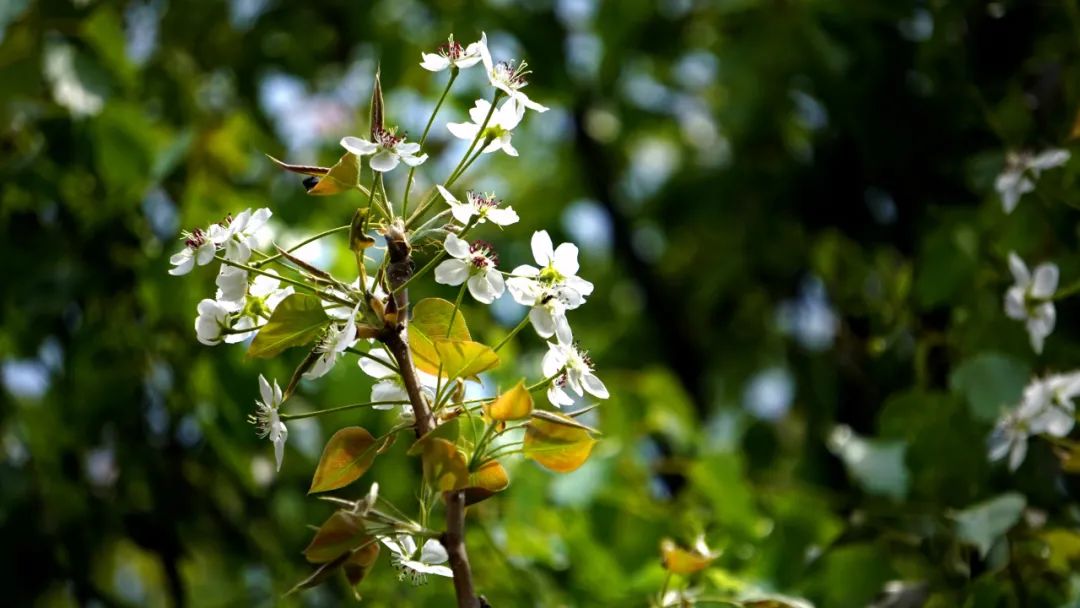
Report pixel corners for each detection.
[247,294,329,358]
[660,538,714,574]
[463,459,510,505]
[408,417,461,456]
[309,427,378,494]
[485,381,534,421]
[434,340,499,381]
[303,511,370,564]
[421,438,469,491]
[524,413,596,473]
[408,298,471,375]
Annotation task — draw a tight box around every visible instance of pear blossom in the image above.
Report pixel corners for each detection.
[219,208,272,263]
[358,349,436,416]
[224,272,295,344]
[434,234,505,304]
[508,280,576,344]
[436,185,519,226]
[169,227,218,275]
[996,149,1070,213]
[304,305,360,379]
[341,127,427,173]
[194,298,230,345]
[215,265,249,309]
[249,375,288,471]
[989,372,1080,470]
[477,32,548,113]
[446,98,524,156]
[1004,252,1058,354]
[542,341,608,407]
[379,535,452,584]
[420,34,482,72]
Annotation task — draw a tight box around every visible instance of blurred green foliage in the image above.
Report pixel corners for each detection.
[3,0,1080,606]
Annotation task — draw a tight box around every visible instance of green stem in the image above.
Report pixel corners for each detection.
[215,256,354,307]
[362,173,379,232]
[447,90,502,184]
[449,143,488,185]
[1054,277,1080,300]
[250,225,349,268]
[279,400,410,420]
[378,173,393,220]
[403,69,458,215]
[492,315,531,353]
[469,422,498,469]
[446,280,468,338]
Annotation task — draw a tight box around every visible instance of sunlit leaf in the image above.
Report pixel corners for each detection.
[302,510,370,564]
[309,427,379,494]
[524,413,597,473]
[408,417,460,456]
[434,340,500,381]
[247,294,329,358]
[485,381,533,421]
[407,298,471,375]
[268,153,362,196]
[954,492,1026,557]
[421,437,469,491]
[463,459,510,505]
[660,538,714,574]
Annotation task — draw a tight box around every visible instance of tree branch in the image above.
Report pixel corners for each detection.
[381,220,481,608]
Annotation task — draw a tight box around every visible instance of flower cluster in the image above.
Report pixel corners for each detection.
[989,372,1079,470]
[1003,252,1058,354]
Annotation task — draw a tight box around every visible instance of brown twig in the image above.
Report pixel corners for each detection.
[380,219,482,608]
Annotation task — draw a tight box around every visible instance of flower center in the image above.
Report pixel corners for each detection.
[373,126,405,149]
[494,60,530,89]
[184,228,207,249]
[538,264,564,283]
[467,191,500,211]
[439,39,465,61]
[468,240,498,269]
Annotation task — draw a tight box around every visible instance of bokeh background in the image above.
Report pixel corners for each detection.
[4,0,1080,606]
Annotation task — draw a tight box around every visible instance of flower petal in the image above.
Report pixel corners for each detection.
[1031,263,1059,298]
[531,230,555,266]
[435,259,470,286]
[341,136,377,156]
[369,150,400,172]
[443,233,472,259]
[553,242,580,276]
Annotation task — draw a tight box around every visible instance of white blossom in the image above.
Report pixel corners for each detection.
[169,227,217,275]
[989,372,1080,470]
[224,272,295,344]
[477,32,548,113]
[436,185,519,226]
[215,265,249,310]
[996,149,1070,214]
[341,128,427,173]
[446,98,524,157]
[358,349,436,418]
[542,341,608,407]
[304,304,360,379]
[434,234,505,304]
[507,231,593,342]
[249,375,288,471]
[194,298,230,345]
[1004,252,1058,354]
[218,208,272,263]
[379,535,452,584]
[420,34,482,72]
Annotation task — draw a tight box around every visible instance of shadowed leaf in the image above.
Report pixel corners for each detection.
[247,294,329,358]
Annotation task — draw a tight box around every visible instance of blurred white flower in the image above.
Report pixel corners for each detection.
[446,98,524,156]
[420,34,482,72]
[989,372,1080,470]
[434,234,505,304]
[379,535,452,584]
[249,374,288,471]
[1004,252,1058,354]
[542,341,608,407]
[358,348,435,416]
[996,149,1070,214]
[341,128,427,173]
[436,185,519,226]
[477,32,548,113]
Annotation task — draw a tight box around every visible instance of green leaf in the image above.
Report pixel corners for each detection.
[949,352,1030,423]
[828,426,909,501]
[954,492,1026,558]
[524,413,597,473]
[247,294,329,358]
[267,152,362,196]
[485,381,534,421]
[308,427,379,494]
[407,298,471,375]
[434,340,500,381]
[302,510,370,564]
